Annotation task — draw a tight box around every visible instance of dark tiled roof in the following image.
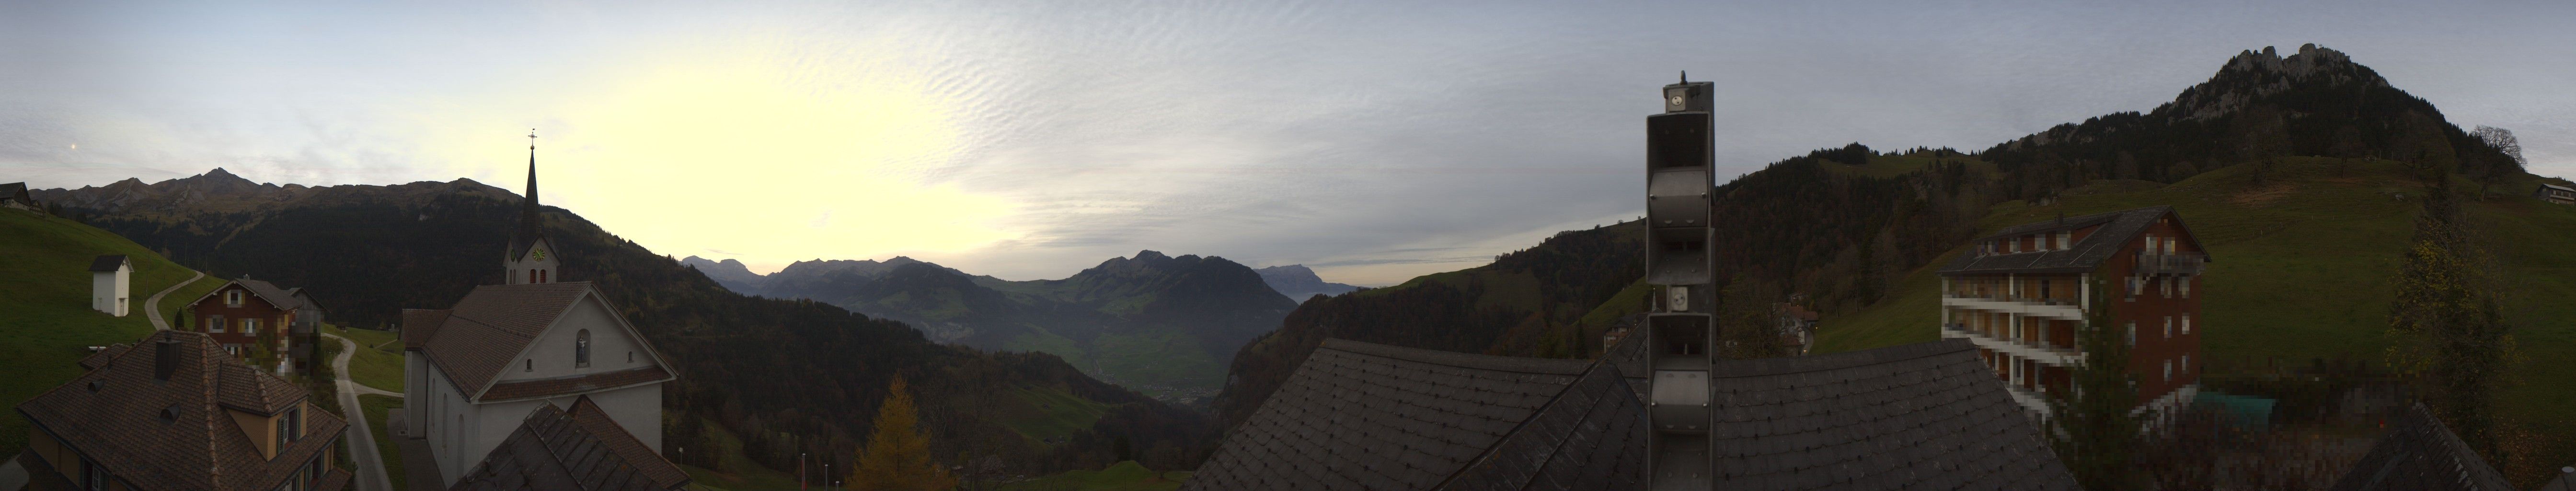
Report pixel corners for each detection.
[88,255,129,272]
[1940,206,2191,275]
[2327,403,2514,491]
[81,343,133,371]
[480,365,675,402]
[423,282,595,398]
[448,396,690,491]
[190,278,305,310]
[1182,339,1620,491]
[1,181,27,198]
[217,362,307,415]
[14,330,351,491]
[289,288,327,313]
[1435,365,1648,491]
[1703,339,2078,490]
[403,309,453,351]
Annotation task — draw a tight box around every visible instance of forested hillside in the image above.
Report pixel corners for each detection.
[1209,44,2567,485]
[36,175,1219,476]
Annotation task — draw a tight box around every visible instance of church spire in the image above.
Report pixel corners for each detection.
[515,129,543,252]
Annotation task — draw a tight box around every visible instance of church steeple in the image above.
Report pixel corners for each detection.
[506,129,559,285]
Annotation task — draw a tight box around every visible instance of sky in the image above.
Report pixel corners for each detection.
[5,0,2573,285]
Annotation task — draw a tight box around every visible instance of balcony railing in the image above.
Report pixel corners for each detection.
[2136,251,2208,277]
[1942,293,2079,306]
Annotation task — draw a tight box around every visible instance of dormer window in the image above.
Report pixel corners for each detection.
[575,329,591,368]
[227,290,243,306]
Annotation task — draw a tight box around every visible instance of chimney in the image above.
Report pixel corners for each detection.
[154,336,181,382]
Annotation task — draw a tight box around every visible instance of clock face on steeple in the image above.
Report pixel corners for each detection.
[532,247,547,261]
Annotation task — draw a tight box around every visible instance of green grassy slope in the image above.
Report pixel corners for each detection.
[328,324,406,392]
[1001,386,1115,442]
[1001,461,1191,491]
[1813,156,2576,461]
[0,208,206,454]
[678,415,805,491]
[358,395,406,490]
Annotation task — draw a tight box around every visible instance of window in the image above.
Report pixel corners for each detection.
[529,270,538,284]
[2180,279,2191,298]
[2163,360,2173,382]
[627,351,634,363]
[2182,314,2193,335]
[525,359,532,372]
[2182,354,2192,373]
[243,318,259,335]
[227,290,243,306]
[575,329,591,368]
[208,315,227,333]
[82,456,109,491]
[2056,231,2070,250]
[2161,278,2172,298]
[2125,322,2136,347]
[539,269,548,283]
[2163,316,2173,339]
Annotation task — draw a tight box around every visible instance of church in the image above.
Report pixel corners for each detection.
[399,135,689,489]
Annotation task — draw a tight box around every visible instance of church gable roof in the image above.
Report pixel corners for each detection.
[422,281,597,399]
[403,309,453,351]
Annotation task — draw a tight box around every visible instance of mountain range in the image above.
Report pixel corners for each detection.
[32,171,1219,476]
[679,251,1296,402]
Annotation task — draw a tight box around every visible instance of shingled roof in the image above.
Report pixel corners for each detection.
[1702,339,2077,490]
[1939,205,2202,276]
[423,281,594,397]
[448,396,691,491]
[1183,339,1645,491]
[419,281,672,401]
[2327,403,2514,491]
[88,254,130,272]
[16,330,352,491]
[1200,338,2076,490]
[187,277,306,310]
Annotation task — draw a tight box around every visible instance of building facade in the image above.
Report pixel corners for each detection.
[2535,183,2576,205]
[1935,206,2207,421]
[184,277,309,374]
[399,138,681,488]
[90,255,131,316]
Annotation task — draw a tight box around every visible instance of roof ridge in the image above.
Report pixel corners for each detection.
[1320,339,1595,375]
[199,332,226,489]
[1427,361,1618,490]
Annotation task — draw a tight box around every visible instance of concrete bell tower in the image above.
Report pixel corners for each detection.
[506,129,560,285]
[1645,72,1718,490]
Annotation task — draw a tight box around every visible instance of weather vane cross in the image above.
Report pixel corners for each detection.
[528,129,537,150]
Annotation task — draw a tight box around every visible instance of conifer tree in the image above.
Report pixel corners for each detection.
[2048,274,2144,490]
[850,376,956,491]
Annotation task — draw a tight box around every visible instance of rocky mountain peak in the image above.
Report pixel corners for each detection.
[2165,43,2387,121]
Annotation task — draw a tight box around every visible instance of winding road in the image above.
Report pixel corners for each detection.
[145,270,206,330]
[326,333,398,491]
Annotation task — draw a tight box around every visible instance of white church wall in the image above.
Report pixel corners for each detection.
[496,295,656,383]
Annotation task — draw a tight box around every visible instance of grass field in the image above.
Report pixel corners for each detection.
[329,324,406,392]
[1000,461,1191,491]
[677,415,805,491]
[1001,386,1115,442]
[0,208,206,455]
[1812,156,2576,470]
[358,395,406,490]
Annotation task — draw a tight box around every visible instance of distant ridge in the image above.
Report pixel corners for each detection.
[1252,264,1358,301]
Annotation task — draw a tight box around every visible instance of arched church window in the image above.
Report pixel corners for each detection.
[529,270,537,284]
[540,269,548,283]
[575,329,591,368]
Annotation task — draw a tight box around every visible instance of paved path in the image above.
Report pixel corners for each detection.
[327,333,395,491]
[145,270,207,330]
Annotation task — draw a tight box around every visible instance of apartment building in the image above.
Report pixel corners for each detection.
[1935,206,2208,421]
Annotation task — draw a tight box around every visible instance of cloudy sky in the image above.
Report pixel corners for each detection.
[5,0,2572,285]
